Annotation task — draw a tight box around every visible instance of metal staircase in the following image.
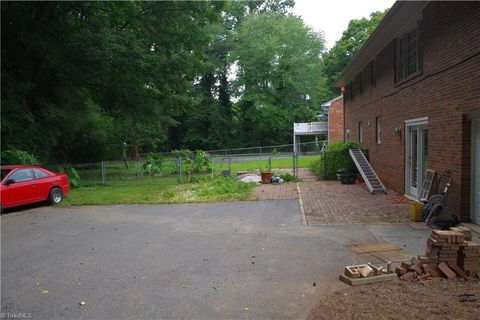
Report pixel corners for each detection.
[349,149,387,194]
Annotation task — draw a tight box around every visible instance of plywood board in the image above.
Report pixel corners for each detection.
[345,242,402,254]
[346,242,413,263]
[370,250,413,263]
[339,273,397,286]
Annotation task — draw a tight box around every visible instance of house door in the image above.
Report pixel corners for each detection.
[405,118,428,199]
[472,119,480,223]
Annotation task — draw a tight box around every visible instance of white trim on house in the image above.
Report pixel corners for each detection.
[404,116,428,125]
[466,112,480,223]
[321,95,343,110]
[471,118,480,223]
[405,117,429,199]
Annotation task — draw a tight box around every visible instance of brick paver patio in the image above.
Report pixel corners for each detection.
[253,183,298,200]
[299,180,410,225]
[297,168,317,182]
[251,168,316,200]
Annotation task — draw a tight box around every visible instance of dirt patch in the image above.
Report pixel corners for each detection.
[306,278,480,320]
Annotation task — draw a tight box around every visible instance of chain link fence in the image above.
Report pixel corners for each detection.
[46,141,325,186]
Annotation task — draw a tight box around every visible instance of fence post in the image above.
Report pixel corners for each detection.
[292,153,296,177]
[101,161,106,185]
[136,161,141,186]
[178,156,183,181]
[211,158,215,178]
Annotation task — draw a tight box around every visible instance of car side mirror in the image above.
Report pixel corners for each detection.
[4,179,15,185]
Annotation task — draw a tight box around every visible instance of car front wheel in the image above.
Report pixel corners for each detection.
[48,187,63,205]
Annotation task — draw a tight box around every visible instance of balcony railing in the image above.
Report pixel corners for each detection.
[293,122,328,135]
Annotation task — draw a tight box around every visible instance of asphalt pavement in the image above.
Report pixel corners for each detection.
[1,201,429,319]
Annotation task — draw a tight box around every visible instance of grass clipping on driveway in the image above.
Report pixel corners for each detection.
[63,176,255,206]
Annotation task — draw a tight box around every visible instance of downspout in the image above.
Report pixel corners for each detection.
[341,88,346,142]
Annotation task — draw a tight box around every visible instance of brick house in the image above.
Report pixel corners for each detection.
[321,95,344,142]
[336,1,480,223]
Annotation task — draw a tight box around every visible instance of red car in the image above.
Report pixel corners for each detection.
[0,165,70,212]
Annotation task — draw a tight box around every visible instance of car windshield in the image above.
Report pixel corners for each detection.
[1,169,12,181]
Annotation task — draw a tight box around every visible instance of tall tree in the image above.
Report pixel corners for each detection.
[231,13,328,146]
[1,1,221,162]
[174,0,295,150]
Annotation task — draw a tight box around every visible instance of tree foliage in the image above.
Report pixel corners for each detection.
[231,13,328,146]
[1,1,220,163]
[322,10,387,98]
[1,1,386,164]
[175,0,297,150]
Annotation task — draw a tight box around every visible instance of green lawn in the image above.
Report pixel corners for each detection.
[63,176,255,206]
[64,155,318,206]
[213,154,319,173]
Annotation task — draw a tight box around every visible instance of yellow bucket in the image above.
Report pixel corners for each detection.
[409,201,424,222]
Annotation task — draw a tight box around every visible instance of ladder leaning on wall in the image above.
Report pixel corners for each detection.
[349,149,387,194]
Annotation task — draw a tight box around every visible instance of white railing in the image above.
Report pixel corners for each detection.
[293,122,328,134]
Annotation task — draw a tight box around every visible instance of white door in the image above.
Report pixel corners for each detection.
[405,119,428,199]
[473,119,480,223]
[408,128,419,196]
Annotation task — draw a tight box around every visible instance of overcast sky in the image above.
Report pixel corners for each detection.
[292,0,396,49]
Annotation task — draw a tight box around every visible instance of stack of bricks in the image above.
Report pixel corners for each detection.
[419,227,480,278]
[458,241,480,277]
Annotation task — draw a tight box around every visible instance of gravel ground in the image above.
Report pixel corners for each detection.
[306,278,480,320]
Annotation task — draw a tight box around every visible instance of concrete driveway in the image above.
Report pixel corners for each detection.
[1,201,429,319]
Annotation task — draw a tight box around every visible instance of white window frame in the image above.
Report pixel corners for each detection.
[359,122,363,144]
[404,117,428,199]
[376,117,381,144]
[471,118,480,223]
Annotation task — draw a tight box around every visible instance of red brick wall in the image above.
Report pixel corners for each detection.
[343,1,480,221]
[328,97,344,142]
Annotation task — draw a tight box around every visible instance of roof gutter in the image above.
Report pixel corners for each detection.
[321,95,343,108]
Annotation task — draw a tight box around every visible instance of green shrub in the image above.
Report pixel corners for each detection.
[143,153,164,176]
[192,150,210,173]
[311,141,362,180]
[60,166,81,188]
[168,149,212,182]
[279,173,299,182]
[160,164,177,176]
[173,149,211,179]
[1,148,40,165]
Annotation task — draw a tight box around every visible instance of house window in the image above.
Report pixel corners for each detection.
[395,19,422,82]
[359,122,363,144]
[376,117,382,144]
